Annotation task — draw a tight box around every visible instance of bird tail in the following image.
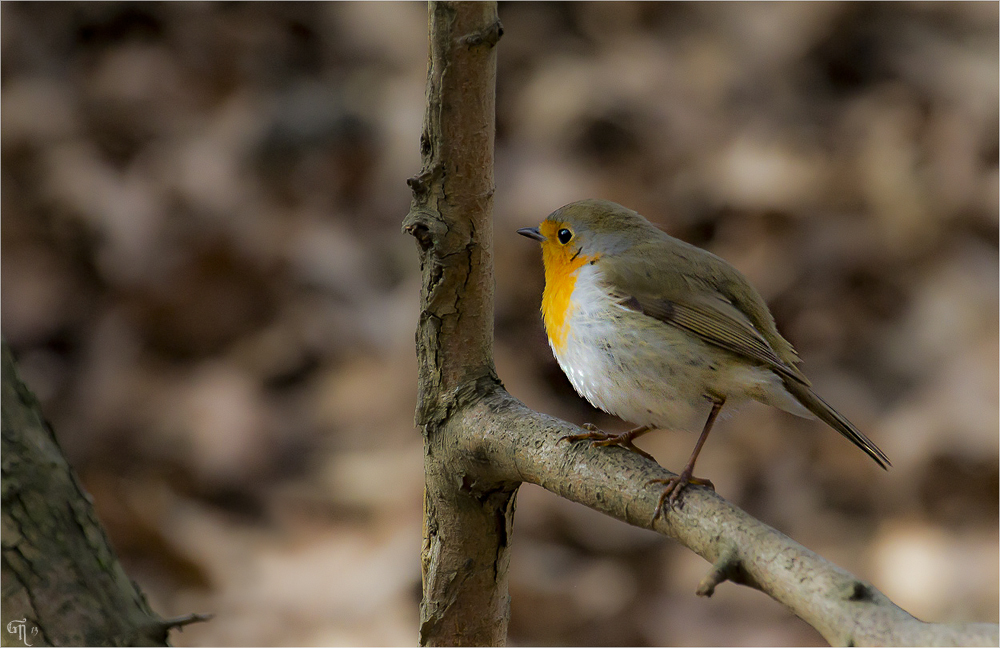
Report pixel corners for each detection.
[781,378,890,469]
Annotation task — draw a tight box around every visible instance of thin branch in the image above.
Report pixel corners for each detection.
[466,390,999,648]
[158,613,215,631]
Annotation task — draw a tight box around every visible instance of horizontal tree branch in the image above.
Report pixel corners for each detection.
[453,385,999,647]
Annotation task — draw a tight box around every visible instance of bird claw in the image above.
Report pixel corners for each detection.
[559,425,656,462]
[648,472,715,520]
[560,424,614,444]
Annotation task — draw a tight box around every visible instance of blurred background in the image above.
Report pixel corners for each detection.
[2,2,997,645]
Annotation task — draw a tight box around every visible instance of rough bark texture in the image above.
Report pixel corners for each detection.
[403,2,510,646]
[403,3,998,647]
[1,342,206,647]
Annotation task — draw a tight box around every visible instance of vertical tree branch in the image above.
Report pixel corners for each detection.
[403,2,508,646]
[405,1,502,415]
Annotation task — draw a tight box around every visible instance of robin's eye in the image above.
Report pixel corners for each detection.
[557,228,573,244]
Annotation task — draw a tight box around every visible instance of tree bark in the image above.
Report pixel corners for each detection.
[1,342,208,647]
[468,392,999,647]
[403,2,510,645]
[403,2,999,647]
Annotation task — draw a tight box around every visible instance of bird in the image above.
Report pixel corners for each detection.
[518,199,889,519]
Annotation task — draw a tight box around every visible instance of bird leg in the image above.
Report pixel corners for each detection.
[560,424,656,462]
[649,397,726,519]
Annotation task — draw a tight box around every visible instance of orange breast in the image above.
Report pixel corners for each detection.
[541,244,594,353]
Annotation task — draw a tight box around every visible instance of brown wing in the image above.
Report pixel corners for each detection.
[625,292,810,385]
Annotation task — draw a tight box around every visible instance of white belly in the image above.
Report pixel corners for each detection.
[549,264,809,431]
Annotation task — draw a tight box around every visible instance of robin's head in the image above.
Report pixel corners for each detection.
[518,199,659,267]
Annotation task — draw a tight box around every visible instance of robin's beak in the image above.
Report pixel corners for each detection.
[517,227,545,242]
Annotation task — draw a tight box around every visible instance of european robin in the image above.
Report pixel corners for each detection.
[518,199,889,519]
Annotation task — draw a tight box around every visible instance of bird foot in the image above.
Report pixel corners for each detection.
[560,424,656,462]
[648,470,715,520]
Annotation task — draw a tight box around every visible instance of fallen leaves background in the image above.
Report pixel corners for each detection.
[2,3,997,645]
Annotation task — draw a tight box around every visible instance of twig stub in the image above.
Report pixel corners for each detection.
[696,546,743,598]
[459,20,504,48]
